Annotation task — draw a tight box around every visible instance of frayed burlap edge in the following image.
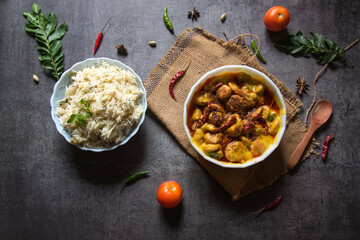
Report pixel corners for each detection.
[144,27,318,200]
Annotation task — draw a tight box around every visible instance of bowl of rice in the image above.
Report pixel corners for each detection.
[50,58,147,152]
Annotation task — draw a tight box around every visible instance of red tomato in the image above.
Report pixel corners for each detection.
[157,181,183,208]
[264,6,290,32]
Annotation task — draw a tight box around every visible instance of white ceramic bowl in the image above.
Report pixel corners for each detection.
[50,58,147,152]
[184,65,286,168]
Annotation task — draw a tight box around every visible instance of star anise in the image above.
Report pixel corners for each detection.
[188,7,200,21]
[116,44,128,55]
[296,77,310,95]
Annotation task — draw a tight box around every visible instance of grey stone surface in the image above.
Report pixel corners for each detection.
[1,0,359,239]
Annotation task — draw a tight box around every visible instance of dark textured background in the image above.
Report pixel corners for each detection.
[1,0,359,239]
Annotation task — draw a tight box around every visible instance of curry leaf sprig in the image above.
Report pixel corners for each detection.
[67,99,92,126]
[23,3,68,80]
[274,31,346,65]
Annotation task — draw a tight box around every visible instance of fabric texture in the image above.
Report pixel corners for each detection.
[144,27,316,200]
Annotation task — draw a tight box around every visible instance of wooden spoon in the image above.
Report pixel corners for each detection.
[287,100,332,170]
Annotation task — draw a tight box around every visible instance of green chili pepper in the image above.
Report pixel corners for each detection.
[268,112,276,122]
[208,152,222,159]
[163,6,174,33]
[248,27,267,64]
[125,171,149,183]
[121,171,149,193]
[251,39,267,64]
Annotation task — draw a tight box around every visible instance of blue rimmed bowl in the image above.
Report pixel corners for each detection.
[50,58,147,152]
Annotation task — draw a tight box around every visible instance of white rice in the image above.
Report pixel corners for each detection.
[56,62,143,148]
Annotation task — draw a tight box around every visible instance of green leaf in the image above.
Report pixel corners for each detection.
[295,31,304,36]
[32,3,41,14]
[25,24,42,35]
[39,53,51,62]
[80,99,91,110]
[310,32,325,49]
[55,62,64,73]
[309,39,315,48]
[275,31,346,65]
[23,11,33,18]
[328,53,337,63]
[50,40,61,56]
[23,11,38,24]
[51,72,60,79]
[24,3,67,80]
[76,117,86,126]
[311,48,322,55]
[54,51,64,64]
[290,46,304,55]
[333,41,340,52]
[36,46,50,54]
[303,48,312,57]
[39,13,47,30]
[35,33,47,42]
[289,35,301,46]
[57,67,64,75]
[85,111,92,118]
[67,114,76,123]
[296,31,312,47]
[26,23,38,29]
[325,38,333,50]
[41,61,54,70]
[67,100,92,125]
[45,12,57,36]
[338,49,345,60]
[48,22,68,44]
[318,53,330,65]
[56,63,64,72]
[35,37,47,46]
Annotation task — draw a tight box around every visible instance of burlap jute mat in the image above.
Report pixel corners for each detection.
[144,27,316,200]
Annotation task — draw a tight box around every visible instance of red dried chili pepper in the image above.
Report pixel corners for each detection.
[253,195,283,215]
[93,17,112,55]
[169,62,191,100]
[254,116,268,135]
[195,106,210,128]
[242,122,255,134]
[254,116,267,128]
[322,135,335,160]
[211,82,223,95]
[216,115,236,132]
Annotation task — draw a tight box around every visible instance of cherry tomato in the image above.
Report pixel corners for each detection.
[157,181,183,208]
[264,6,290,32]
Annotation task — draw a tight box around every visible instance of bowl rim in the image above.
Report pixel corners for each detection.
[183,65,286,168]
[50,57,147,152]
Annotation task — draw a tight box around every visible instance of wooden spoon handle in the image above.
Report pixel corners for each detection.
[287,128,315,170]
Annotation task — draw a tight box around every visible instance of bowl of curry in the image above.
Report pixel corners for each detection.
[184,65,286,168]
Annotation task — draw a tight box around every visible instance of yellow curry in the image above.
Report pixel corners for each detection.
[187,72,281,164]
